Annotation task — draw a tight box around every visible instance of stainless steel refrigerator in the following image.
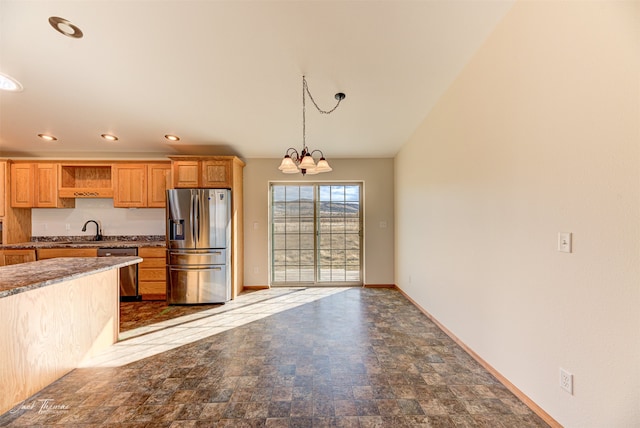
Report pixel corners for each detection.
[166,188,231,304]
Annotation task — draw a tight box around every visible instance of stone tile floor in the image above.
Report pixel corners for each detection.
[0,287,549,427]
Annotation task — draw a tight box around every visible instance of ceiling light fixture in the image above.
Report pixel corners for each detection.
[37,134,57,141]
[279,76,345,176]
[101,133,118,142]
[165,134,180,142]
[48,16,83,39]
[0,72,23,92]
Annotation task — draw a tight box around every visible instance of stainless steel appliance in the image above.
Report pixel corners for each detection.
[166,188,231,304]
[97,247,140,301]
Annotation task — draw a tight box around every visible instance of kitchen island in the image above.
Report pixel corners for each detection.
[0,256,141,414]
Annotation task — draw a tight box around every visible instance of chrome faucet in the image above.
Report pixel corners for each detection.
[81,220,102,241]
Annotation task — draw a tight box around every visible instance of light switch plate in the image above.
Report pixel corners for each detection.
[558,232,572,253]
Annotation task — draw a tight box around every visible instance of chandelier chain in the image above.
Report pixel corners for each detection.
[302,76,344,150]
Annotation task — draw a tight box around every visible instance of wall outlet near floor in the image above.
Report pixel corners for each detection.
[560,368,573,394]
[558,232,572,253]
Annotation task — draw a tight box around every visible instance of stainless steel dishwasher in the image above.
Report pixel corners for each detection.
[97,247,140,301]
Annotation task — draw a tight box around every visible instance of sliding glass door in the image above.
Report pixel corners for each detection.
[270,183,362,286]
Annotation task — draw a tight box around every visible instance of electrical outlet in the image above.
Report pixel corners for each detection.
[560,368,573,394]
[65,223,71,231]
[558,232,572,253]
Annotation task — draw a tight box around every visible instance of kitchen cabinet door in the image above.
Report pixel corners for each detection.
[201,160,231,188]
[0,161,5,217]
[113,164,147,208]
[147,163,171,207]
[10,163,72,208]
[10,163,34,208]
[0,249,36,266]
[35,164,74,208]
[172,161,199,188]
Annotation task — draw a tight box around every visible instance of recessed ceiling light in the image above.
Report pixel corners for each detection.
[0,72,23,92]
[48,16,83,39]
[37,134,57,141]
[164,134,180,142]
[101,133,118,141]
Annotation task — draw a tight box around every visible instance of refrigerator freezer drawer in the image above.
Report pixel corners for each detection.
[167,265,229,304]
[168,249,227,266]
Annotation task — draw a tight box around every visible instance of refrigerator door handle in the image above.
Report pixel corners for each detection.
[190,193,197,245]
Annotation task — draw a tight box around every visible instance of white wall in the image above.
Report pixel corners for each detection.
[395,1,639,427]
[243,158,394,286]
[32,198,165,237]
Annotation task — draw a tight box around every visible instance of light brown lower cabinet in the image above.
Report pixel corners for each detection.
[36,248,98,259]
[138,247,166,300]
[0,249,36,266]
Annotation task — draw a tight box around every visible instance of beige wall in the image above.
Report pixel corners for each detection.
[243,158,394,286]
[395,1,639,427]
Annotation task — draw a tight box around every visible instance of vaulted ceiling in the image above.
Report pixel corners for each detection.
[0,1,514,159]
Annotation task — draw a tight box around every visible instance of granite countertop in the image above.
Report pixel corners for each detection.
[0,257,142,298]
[0,236,166,250]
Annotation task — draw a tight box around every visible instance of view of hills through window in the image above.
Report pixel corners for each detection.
[271,184,362,285]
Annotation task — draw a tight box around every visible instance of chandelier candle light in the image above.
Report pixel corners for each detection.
[279,76,345,175]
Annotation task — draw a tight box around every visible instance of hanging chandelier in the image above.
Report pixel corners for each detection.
[278,76,346,175]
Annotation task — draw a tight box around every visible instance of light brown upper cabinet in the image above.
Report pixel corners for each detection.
[171,160,200,188]
[147,163,171,208]
[11,163,74,208]
[58,163,114,198]
[170,156,242,189]
[113,164,147,208]
[113,162,171,208]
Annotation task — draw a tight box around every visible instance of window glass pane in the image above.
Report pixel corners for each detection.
[300,186,314,201]
[345,186,359,201]
[332,234,345,249]
[285,234,299,249]
[331,186,345,201]
[300,234,314,250]
[273,234,286,250]
[272,202,286,218]
[286,203,300,216]
[285,221,300,233]
[273,219,286,233]
[272,186,286,202]
[285,186,299,201]
[273,250,287,265]
[299,201,314,217]
[300,217,315,233]
[319,186,331,201]
[345,202,359,217]
[345,234,360,250]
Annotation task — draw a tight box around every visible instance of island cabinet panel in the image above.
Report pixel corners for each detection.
[0,249,36,266]
[138,247,166,299]
[113,164,147,208]
[0,268,119,415]
[147,163,171,208]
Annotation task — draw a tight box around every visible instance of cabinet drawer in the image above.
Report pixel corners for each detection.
[140,258,166,269]
[37,248,98,259]
[139,268,166,281]
[139,281,166,295]
[139,247,165,258]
